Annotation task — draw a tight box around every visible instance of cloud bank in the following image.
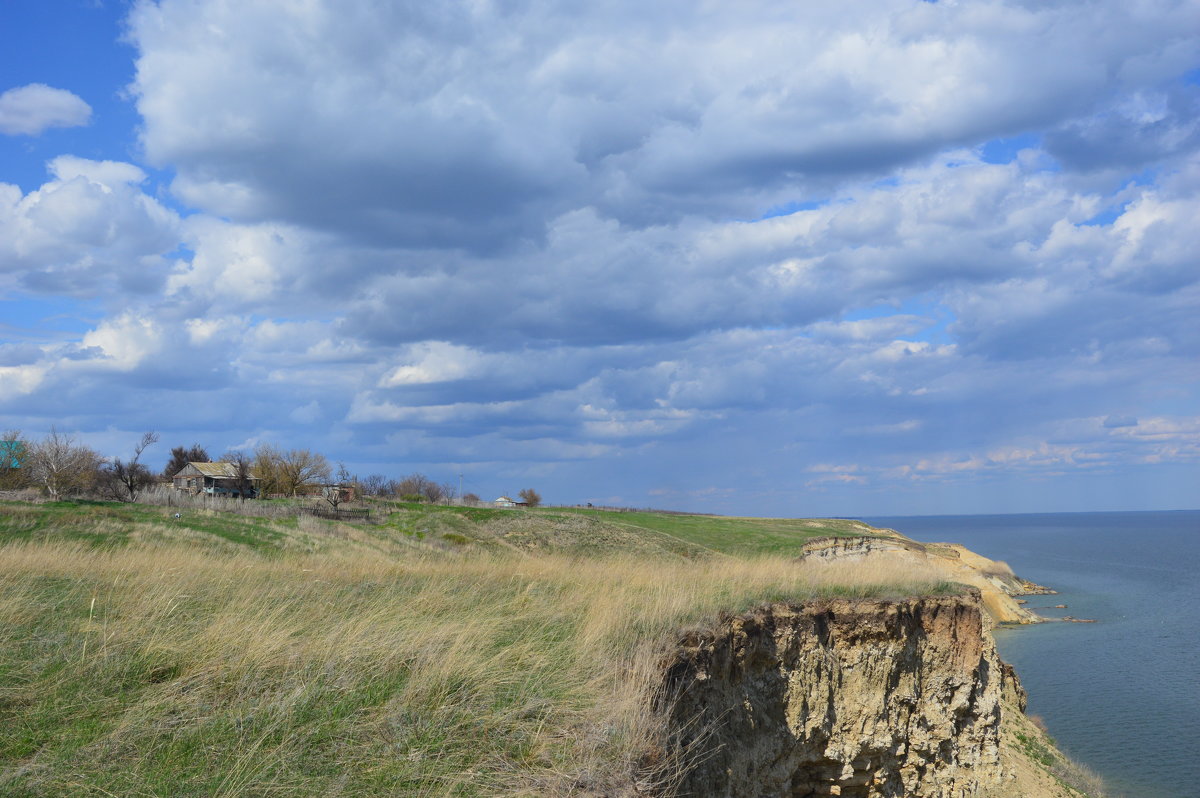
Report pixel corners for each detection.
[1,0,1198,514]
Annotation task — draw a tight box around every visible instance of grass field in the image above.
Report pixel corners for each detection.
[0,499,950,797]
[0,498,886,559]
[555,508,889,555]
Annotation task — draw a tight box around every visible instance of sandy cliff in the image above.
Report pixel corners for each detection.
[797,534,1053,626]
[642,592,1090,798]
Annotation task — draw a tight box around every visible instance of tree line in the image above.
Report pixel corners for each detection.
[1,428,542,508]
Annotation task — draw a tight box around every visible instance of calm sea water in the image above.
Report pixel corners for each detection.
[864,511,1200,798]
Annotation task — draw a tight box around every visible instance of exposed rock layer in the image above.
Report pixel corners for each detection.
[797,535,1053,625]
[651,592,1015,797]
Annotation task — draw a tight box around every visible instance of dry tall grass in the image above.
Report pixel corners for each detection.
[136,486,310,518]
[0,528,951,796]
[137,486,385,522]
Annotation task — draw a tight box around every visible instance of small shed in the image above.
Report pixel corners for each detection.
[312,483,357,503]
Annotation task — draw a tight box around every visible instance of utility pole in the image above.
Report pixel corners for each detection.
[458,472,463,501]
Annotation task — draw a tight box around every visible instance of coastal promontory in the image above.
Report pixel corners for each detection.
[0,498,1099,796]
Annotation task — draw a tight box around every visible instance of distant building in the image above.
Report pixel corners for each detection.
[171,462,259,498]
[494,496,517,507]
[0,439,24,469]
[308,483,358,503]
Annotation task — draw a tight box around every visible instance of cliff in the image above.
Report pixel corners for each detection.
[797,535,1053,626]
[643,591,1089,798]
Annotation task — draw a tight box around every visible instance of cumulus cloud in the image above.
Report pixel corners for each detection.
[0,157,180,296]
[127,0,1199,250]
[0,84,91,136]
[49,156,146,187]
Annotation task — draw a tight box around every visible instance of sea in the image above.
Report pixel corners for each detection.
[864,510,1200,798]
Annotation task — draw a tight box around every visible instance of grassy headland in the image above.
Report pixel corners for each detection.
[0,499,956,796]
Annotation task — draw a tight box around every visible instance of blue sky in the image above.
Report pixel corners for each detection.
[1,0,1198,515]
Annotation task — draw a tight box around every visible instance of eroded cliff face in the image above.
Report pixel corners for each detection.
[648,592,1020,798]
[797,536,1052,626]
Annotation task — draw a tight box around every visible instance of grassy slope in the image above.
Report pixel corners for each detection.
[552,509,889,555]
[376,502,892,558]
[0,500,292,550]
[0,500,952,797]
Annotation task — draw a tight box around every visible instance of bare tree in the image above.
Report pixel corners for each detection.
[252,444,283,496]
[423,482,445,503]
[162,444,210,479]
[255,444,330,496]
[27,427,102,499]
[359,473,391,496]
[219,450,257,501]
[394,472,453,503]
[0,430,28,489]
[103,432,160,502]
[282,448,330,496]
[518,488,542,508]
[395,472,433,502]
[323,462,353,510]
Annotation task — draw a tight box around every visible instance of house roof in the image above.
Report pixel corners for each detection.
[191,462,238,477]
[181,462,258,479]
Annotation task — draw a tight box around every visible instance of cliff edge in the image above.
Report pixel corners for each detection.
[643,591,1092,798]
[797,534,1054,626]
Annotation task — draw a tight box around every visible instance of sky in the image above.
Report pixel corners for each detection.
[0,0,1197,516]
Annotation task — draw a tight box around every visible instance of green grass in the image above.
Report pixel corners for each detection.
[0,499,291,552]
[1015,730,1057,768]
[1,497,896,560]
[553,508,890,555]
[371,502,893,558]
[1006,713,1109,797]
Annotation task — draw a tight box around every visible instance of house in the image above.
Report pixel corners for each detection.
[171,462,259,498]
[494,496,517,507]
[0,439,25,488]
[0,439,24,470]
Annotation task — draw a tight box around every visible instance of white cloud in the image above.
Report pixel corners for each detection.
[167,217,292,306]
[0,84,91,136]
[348,397,523,426]
[380,342,494,386]
[0,363,48,395]
[48,156,146,187]
[0,158,180,296]
[290,401,322,424]
[79,313,163,370]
